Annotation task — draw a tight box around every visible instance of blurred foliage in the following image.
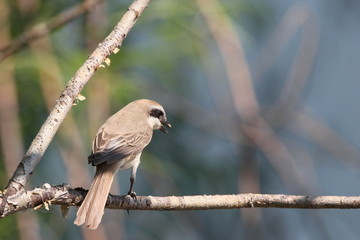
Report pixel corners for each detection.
[1,0,360,239]
[0,215,19,240]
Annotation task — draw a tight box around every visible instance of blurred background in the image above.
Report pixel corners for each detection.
[1,0,360,239]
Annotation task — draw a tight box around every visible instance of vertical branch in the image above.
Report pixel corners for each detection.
[4,0,151,200]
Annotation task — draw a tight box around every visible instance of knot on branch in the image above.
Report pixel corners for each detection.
[0,184,74,217]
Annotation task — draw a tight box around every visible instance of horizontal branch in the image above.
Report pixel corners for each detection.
[1,184,360,217]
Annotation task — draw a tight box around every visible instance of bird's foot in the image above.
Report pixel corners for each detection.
[128,191,137,200]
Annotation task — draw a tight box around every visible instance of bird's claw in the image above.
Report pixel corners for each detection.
[128,191,137,200]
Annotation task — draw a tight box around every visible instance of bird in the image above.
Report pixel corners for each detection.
[74,99,171,229]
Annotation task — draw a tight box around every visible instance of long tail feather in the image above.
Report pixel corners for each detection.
[74,163,119,229]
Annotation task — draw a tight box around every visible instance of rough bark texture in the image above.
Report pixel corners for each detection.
[2,184,360,217]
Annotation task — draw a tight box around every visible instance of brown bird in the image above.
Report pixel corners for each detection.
[74,99,171,229]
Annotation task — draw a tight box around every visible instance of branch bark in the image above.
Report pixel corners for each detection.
[1,184,360,217]
[1,0,151,213]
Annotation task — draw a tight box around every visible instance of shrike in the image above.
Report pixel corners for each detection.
[74,99,171,229]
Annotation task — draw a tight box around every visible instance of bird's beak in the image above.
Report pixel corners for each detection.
[160,121,172,133]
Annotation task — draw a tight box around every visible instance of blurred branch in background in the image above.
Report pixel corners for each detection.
[0,1,41,239]
[196,0,311,193]
[253,3,317,83]
[262,3,320,127]
[288,109,360,169]
[0,0,104,62]
[252,1,360,183]
[195,1,322,235]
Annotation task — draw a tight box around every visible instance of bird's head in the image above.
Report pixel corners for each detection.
[135,99,171,133]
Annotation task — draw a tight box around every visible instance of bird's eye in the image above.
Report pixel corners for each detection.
[150,108,164,118]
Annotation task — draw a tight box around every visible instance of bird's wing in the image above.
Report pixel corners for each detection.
[88,129,152,166]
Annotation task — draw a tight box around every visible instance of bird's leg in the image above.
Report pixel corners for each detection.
[128,174,136,199]
[128,161,140,200]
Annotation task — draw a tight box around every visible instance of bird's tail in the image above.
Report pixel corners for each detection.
[74,163,119,229]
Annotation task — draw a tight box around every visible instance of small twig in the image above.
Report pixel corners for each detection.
[1,184,360,217]
[3,0,151,206]
[0,0,104,62]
